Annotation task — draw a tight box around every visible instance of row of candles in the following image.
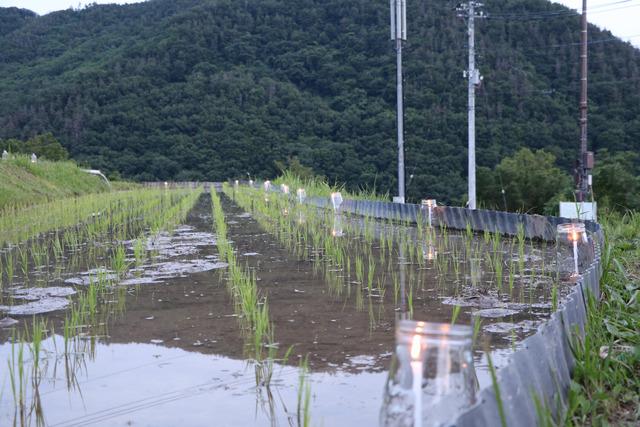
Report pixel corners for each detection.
[245,178,588,282]
[235,179,590,426]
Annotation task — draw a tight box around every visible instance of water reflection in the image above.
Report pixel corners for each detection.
[0,336,388,426]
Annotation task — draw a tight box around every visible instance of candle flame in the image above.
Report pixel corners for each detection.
[571,230,579,242]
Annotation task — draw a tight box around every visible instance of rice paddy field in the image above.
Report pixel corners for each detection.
[0,184,584,426]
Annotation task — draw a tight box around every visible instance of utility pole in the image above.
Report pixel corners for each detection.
[576,0,593,202]
[457,1,484,209]
[390,0,407,203]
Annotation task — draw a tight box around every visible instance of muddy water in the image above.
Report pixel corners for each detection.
[0,194,561,426]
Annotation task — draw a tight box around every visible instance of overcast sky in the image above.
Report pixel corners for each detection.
[0,0,146,15]
[1,0,638,48]
[553,0,640,47]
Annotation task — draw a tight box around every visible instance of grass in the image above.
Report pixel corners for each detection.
[546,211,640,426]
[487,351,507,427]
[273,170,389,201]
[210,188,277,380]
[229,180,559,322]
[297,355,312,427]
[0,155,110,208]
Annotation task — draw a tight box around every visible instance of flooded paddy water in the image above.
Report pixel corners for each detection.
[0,187,579,426]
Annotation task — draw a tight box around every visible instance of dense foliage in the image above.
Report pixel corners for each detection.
[0,0,639,204]
[477,148,571,213]
[1,133,69,161]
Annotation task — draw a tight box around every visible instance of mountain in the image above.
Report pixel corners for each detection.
[0,0,639,203]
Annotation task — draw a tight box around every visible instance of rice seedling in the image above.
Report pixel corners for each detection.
[111,244,129,278]
[18,245,29,278]
[516,223,526,274]
[486,351,507,427]
[5,250,15,285]
[133,238,146,266]
[508,262,516,297]
[495,257,504,292]
[366,260,375,293]
[354,255,364,285]
[472,316,483,345]
[407,285,414,317]
[297,356,312,427]
[8,335,28,426]
[30,241,45,271]
[451,305,461,325]
[551,282,558,312]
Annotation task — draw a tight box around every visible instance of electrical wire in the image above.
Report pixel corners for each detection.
[486,0,640,20]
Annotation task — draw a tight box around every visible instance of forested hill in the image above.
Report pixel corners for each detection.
[0,0,639,202]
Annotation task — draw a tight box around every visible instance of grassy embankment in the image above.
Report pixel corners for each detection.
[534,212,639,426]
[0,156,131,208]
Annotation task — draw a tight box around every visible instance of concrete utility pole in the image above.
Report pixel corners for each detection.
[457,1,484,210]
[576,0,593,202]
[390,0,407,203]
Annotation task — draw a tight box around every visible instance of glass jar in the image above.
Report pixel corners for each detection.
[420,199,437,228]
[380,320,478,427]
[556,222,592,281]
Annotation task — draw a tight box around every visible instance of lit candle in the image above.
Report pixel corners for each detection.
[330,192,343,211]
[421,199,437,228]
[332,215,343,237]
[426,245,436,261]
[410,330,423,427]
[281,184,289,194]
[297,188,306,203]
[422,241,437,261]
[570,228,579,275]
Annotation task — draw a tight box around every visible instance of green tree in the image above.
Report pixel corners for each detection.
[24,133,69,161]
[593,150,640,211]
[0,0,638,197]
[0,133,69,160]
[478,148,571,214]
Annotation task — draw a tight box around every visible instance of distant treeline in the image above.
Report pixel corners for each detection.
[1,133,69,161]
[0,0,639,207]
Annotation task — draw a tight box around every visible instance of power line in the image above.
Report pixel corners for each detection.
[426,34,640,54]
[486,1,640,20]
[548,34,640,48]
[487,0,637,17]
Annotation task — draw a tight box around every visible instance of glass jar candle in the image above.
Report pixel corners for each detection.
[380,320,477,427]
[556,222,591,281]
[330,192,343,211]
[421,199,437,228]
[297,188,306,204]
